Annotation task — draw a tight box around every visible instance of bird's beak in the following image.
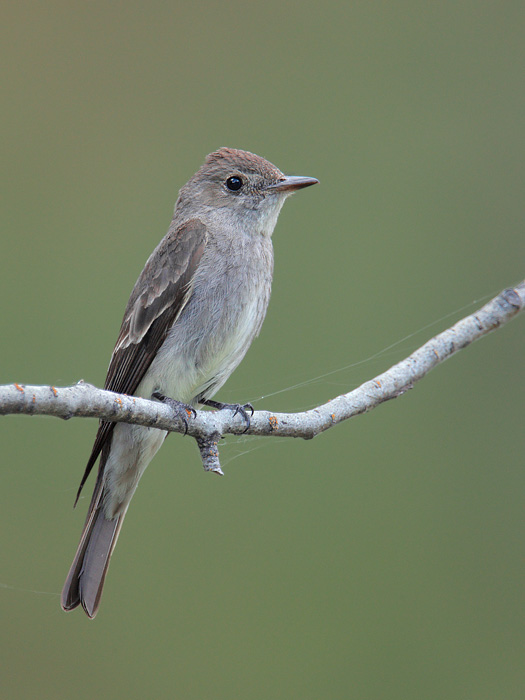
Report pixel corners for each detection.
[267,176,319,193]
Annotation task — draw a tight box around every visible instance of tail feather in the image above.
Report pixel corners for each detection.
[61,483,125,619]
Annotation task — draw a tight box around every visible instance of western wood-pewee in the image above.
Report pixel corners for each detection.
[61,147,318,617]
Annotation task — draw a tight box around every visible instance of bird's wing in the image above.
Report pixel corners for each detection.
[74,218,207,504]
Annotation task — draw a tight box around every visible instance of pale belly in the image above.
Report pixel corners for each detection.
[137,255,271,405]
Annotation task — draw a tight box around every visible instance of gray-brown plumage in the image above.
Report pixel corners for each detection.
[61,148,317,618]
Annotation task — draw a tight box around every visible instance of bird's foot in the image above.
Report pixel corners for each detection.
[200,399,254,433]
[152,392,196,435]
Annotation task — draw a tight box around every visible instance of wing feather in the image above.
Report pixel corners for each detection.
[74,218,207,504]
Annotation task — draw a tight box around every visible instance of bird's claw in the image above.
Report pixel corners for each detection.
[153,392,196,435]
[201,399,254,433]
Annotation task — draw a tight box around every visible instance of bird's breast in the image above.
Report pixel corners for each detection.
[141,232,274,403]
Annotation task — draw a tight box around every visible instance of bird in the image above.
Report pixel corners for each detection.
[61,147,318,617]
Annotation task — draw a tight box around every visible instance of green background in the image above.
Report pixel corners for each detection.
[2,2,524,698]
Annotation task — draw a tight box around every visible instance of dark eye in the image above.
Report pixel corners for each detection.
[226,176,243,191]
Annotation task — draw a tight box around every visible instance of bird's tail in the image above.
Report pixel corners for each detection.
[61,481,125,619]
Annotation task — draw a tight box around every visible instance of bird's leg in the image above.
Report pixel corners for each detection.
[152,392,197,435]
[198,397,254,433]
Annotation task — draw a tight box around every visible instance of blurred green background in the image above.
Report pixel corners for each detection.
[2,1,524,698]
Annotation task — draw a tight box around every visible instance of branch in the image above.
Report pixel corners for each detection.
[1,282,523,474]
